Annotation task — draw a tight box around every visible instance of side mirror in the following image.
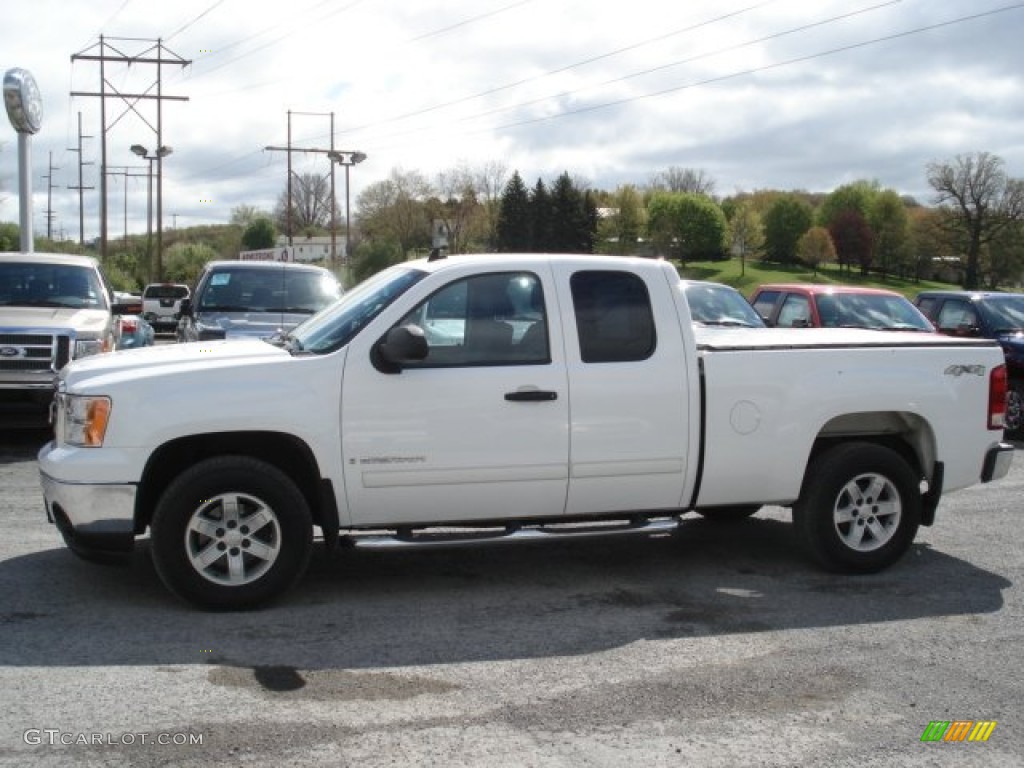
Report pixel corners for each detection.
[178,297,194,318]
[374,324,429,373]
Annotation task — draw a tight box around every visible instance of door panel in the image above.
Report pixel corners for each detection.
[551,266,692,515]
[340,269,570,526]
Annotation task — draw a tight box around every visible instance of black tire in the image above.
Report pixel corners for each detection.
[150,456,313,610]
[793,442,921,573]
[695,505,760,522]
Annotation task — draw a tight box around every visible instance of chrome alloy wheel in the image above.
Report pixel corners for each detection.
[184,493,282,585]
[832,473,902,552]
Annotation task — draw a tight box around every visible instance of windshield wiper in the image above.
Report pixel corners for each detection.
[699,319,758,327]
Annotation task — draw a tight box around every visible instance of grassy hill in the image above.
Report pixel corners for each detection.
[677,258,958,301]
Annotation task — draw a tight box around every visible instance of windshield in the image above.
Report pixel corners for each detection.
[817,293,933,331]
[682,282,765,327]
[979,295,1024,333]
[0,262,109,310]
[289,265,427,353]
[197,267,341,313]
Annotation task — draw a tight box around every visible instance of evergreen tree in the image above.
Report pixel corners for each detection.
[530,179,552,251]
[496,171,531,252]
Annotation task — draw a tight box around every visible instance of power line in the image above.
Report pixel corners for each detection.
[481,3,1024,134]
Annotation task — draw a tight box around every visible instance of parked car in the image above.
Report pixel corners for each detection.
[177,260,343,342]
[142,283,190,333]
[914,290,1024,437]
[115,314,155,350]
[749,284,934,332]
[0,253,132,426]
[111,291,154,350]
[680,280,766,328]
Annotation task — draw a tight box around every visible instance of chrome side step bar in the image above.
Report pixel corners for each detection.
[345,517,682,551]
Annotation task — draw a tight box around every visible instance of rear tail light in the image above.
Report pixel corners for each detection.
[121,317,138,333]
[989,364,1007,430]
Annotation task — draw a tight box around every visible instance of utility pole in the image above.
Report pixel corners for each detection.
[67,112,95,246]
[264,110,339,261]
[70,35,190,267]
[42,151,60,240]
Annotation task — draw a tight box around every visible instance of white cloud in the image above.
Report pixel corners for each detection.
[2,0,1023,244]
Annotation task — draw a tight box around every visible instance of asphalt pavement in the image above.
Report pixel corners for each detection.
[0,427,1021,767]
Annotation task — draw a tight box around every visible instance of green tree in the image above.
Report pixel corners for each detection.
[817,180,878,228]
[530,178,552,251]
[728,201,765,276]
[908,207,953,281]
[645,191,727,263]
[241,216,277,250]
[927,151,1024,289]
[496,171,531,252]
[549,172,596,253]
[351,239,405,283]
[163,242,218,284]
[762,195,813,264]
[355,168,433,256]
[797,226,837,275]
[868,190,911,278]
[0,222,19,251]
[599,184,644,255]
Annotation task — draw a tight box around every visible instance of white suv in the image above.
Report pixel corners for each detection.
[142,283,190,332]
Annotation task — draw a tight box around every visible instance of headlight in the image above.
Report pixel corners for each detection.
[58,394,112,447]
[74,338,110,358]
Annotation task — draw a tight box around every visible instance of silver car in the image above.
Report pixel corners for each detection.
[176,260,343,342]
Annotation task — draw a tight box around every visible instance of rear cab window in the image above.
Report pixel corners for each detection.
[570,271,655,363]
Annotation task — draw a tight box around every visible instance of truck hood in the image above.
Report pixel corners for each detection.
[61,337,289,390]
[0,306,110,335]
[195,309,313,339]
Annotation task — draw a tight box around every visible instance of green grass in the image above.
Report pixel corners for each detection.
[677,258,958,301]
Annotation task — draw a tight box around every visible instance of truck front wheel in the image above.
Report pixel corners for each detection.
[793,442,920,573]
[150,456,313,610]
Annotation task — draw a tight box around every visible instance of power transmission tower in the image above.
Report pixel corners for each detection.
[67,112,95,246]
[71,35,190,275]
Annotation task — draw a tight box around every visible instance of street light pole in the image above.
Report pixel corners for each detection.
[327,150,366,261]
[130,144,172,282]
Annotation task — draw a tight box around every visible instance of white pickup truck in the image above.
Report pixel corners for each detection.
[38,254,1014,609]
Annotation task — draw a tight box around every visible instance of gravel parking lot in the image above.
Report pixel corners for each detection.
[1,428,1021,767]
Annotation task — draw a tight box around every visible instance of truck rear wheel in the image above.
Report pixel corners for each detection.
[793,442,920,573]
[150,456,313,610]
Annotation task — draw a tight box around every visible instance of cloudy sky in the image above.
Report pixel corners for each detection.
[1,0,1023,244]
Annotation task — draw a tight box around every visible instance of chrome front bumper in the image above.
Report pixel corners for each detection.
[39,470,137,554]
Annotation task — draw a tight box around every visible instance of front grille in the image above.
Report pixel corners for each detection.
[0,331,72,375]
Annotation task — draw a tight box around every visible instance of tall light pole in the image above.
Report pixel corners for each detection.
[130,144,172,281]
[328,150,366,262]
